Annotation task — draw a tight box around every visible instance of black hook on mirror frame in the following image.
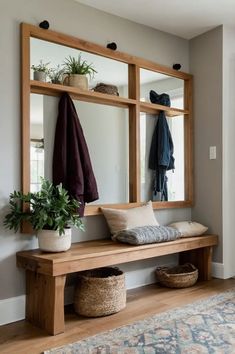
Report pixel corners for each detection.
[106,42,117,51]
[172,63,181,71]
[39,20,50,30]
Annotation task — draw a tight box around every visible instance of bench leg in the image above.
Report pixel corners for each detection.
[179,246,213,281]
[25,270,66,335]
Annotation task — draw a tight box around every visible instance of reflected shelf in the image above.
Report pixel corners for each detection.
[140,101,189,117]
[30,80,137,109]
[85,200,193,216]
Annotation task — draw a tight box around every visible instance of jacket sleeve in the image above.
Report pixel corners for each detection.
[157,112,171,168]
[149,112,172,170]
[72,112,99,203]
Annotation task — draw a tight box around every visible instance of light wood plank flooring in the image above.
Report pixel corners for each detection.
[1,278,235,354]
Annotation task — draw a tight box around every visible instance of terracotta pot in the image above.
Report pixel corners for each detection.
[37,228,71,252]
[63,74,88,90]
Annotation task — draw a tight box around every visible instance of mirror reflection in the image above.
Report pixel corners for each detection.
[30,38,129,97]
[30,95,44,192]
[140,69,185,202]
[30,94,129,203]
[29,38,187,206]
[140,113,185,202]
[140,69,184,109]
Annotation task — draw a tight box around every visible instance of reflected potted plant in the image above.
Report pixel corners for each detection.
[4,178,84,252]
[48,65,65,84]
[31,60,50,82]
[62,54,97,90]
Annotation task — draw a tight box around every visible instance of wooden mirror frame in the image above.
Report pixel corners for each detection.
[21,22,193,231]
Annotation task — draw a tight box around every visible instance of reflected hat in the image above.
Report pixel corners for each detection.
[149,90,171,107]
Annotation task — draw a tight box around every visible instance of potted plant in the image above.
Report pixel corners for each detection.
[48,65,65,84]
[3,178,84,252]
[31,60,50,82]
[62,54,97,90]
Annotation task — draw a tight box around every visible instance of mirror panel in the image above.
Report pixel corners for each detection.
[30,38,129,98]
[140,113,185,202]
[30,94,44,192]
[30,94,129,203]
[140,69,184,109]
[75,101,129,204]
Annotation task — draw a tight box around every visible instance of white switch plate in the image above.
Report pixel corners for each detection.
[209,146,216,160]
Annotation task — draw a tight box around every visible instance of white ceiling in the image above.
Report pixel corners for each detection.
[75,0,235,39]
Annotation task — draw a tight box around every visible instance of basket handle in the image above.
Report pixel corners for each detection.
[156,267,171,278]
[185,263,197,271]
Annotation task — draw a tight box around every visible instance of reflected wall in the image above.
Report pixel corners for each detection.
[30,38,129,97]
[30,94,129,203]
[140,69,184,109]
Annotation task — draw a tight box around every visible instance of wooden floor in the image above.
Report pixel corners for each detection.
[1,278,235,354]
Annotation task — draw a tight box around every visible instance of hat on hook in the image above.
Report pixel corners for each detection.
[149,90,171,107]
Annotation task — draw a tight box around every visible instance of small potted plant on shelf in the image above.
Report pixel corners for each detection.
[62,54,97,90]
[3,178,84,252]
[48,65,65,84]
[31,60,50,82]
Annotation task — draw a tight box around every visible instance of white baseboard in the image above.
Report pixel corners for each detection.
[212,262,225,279]
[0,295,25,326]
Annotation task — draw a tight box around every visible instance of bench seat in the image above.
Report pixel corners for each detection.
[16,234,218,335]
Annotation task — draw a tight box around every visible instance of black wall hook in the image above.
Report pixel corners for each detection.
[172,63,181,71]
[106,42,117,51]
[39,20,50,30]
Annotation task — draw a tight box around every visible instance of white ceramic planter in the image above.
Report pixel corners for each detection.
[33,71,47,82]
[63,74,88,90]
[37,228,72,252]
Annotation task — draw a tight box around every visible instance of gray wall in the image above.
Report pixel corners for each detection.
[0,0,191,306]
[189,26,223,262]
[222,26,235,277]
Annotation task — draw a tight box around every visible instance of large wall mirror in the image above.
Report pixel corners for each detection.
[22,23,193,232]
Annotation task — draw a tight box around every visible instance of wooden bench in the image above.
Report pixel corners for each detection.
[16,234,218,335]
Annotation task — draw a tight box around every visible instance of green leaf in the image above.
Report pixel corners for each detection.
[3,177,84,235]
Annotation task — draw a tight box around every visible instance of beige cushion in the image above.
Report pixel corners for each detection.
[168,221,208,237]
[101,201,159,235]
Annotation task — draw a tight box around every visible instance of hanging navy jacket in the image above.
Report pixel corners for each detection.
[148,91,175,201]
[53,93,99,216]
[149,112,175,172]
[149,112,175,201]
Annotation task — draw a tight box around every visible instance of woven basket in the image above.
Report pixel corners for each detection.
[92,83,119,96]
[74,267,126,317]
[155,263,198,288]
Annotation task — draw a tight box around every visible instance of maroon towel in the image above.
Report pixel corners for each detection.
[53,93,99,216]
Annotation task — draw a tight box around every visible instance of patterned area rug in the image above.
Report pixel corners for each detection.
[44,288,235,353]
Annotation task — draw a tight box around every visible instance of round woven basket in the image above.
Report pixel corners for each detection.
[155,263,198,288]
[92,83,119,96]
[74,267,126,317]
